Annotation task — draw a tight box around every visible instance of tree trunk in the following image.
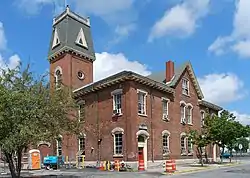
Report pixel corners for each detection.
[229,149,232,163]
[221,146,225,163]
[17,149,22,178]
[197,147,203,166]
[5,152,17,178]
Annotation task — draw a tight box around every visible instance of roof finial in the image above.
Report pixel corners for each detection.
[66,4,70,13]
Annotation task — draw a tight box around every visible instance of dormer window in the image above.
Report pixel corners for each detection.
[75,28,88,49]
[182,78,189,95]
[52,28,60,49]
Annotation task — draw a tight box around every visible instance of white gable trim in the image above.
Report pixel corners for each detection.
[75,28,88,49]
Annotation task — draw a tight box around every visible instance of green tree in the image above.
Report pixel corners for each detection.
[188,130,211,166]
[205,110,249,162]
[0,64,80,178]
[234,137,249,153]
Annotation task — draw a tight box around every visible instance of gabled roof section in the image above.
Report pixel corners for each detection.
[167,61,204,99]
[147,61,204,99]
[199,100,223,112]
[73,71,175,98]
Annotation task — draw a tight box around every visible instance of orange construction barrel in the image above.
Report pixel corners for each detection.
[165,160,173,173]
[138,159,145,171]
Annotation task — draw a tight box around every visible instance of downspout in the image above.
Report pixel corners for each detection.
[125,83,128,161]
[95,91,100,163]
[150,84,155,162]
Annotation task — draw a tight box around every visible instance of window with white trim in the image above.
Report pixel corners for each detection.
[162,131,170,155]
[114,133,123,155]
[186,105,193,124]
[111,89,122,115]
[56,137,62,156]
[137,90,147,115]
[162,98,169,118]
[78,137,85,155]
[201,111,205,127]
[54,68,62,90]
[180,135,186,154]
[78,101,85,122]
[182,79,189,95]
[187,137,193,154]
[180,104,185,122]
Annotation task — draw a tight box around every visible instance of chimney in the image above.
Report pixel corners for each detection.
[166,60,174,82]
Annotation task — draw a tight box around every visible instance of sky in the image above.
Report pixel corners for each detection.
[0,0,250,124]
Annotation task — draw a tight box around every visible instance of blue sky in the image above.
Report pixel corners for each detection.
[0,0,250,124]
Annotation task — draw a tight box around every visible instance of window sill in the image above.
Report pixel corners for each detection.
[163,153,170,156]
[138,113,147,117]
[113,154,123,158]
[181,153,187,156]
[188,152,194,156]
[182,93,190,97]
[112,113,123,117]
[187,123,193,126]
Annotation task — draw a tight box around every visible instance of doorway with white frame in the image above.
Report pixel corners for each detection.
[136,130,149,170]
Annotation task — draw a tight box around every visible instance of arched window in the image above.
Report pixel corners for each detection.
[186,104,193,124]
[162,130,170,155]
[180,133,186,154]
[54,67,62,89]
[187,137,193,154]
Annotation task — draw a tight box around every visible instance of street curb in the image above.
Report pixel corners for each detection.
[162,166,212,175]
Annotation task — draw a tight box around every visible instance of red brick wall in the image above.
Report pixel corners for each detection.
[43,54,220,162]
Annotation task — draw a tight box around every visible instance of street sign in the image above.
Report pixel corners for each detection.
[239,144,243,150]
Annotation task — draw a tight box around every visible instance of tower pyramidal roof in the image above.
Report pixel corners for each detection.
[48,5,95,62]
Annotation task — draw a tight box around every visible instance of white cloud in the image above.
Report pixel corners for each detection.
[208,0,250,58]
[231,111,250,125]
[93,52,151,81]
[0,54,21,70]
[0,22,7,50]
[149,0,210,41]
[198,73,246,105]
[16,0,137,23]
[16,0,55,15]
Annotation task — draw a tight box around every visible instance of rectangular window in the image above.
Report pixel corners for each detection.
[57,138,62,156]
[114,133,123,155]
[78,103,85,122]
[182,79,189,95]
[162,99,168,115]
[79,137,85,155]
[201,111,205,127]
[138,90,147,115]
[163,134,169,155]
[113,94,122,114]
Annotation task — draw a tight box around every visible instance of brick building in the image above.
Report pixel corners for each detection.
[38,6,222,168]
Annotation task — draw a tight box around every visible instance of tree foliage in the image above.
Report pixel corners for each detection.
[0,64,80,178]
[189,110,250,165]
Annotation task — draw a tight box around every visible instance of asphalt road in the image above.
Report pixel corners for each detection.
[19,162,250,178]
[169,162,250,178]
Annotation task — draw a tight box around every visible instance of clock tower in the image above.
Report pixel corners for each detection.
[48,5,95,91]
